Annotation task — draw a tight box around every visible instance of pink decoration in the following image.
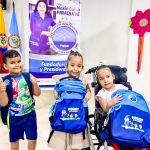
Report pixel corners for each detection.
[130,9,150,36]
[129,9,150,73]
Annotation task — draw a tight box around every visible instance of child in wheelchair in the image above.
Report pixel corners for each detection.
[96,65,131,150]
[96,65,128,113]
[87,64,150,150]
[86,64,131,149]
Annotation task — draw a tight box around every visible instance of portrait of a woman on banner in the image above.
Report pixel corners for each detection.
[29,0,56,55]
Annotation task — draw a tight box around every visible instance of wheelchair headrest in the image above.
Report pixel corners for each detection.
[108,65,127,84]
[86,65,128,84]
[86,64,129,88]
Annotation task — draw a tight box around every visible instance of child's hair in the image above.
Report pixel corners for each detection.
[2,49,21,64]
[96,65,113,76]
[67,50,83,64]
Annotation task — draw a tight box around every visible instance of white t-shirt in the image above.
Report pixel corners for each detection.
[96,84,128,102]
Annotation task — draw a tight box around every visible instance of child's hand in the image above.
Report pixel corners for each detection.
[84,93,91,101]
[54,90,59,99]
[84,86,91,102]
[30,74,41,96]
[112,94,122,105]
[0,78,6,92]
[30,74,38,85]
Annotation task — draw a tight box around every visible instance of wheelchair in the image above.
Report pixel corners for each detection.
[85,64,132,150]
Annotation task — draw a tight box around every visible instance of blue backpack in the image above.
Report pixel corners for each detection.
[109,90,150,148]
[49,76,87,134]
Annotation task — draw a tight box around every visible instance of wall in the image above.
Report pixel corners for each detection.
[80,0,131,71]
[2,0,150,103]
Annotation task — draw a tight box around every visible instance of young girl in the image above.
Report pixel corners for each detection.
[48,50,92,150]
[96,65,145,150]
[96,65,128,113]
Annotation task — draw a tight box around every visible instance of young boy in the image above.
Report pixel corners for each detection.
[0,49,41,150]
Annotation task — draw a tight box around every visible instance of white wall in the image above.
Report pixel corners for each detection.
[3,0,150,103]
[80,0,131,71]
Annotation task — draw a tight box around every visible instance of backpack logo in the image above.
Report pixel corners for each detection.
[128,94,137,103]
[61,107,80,120]
[122,115,144,132]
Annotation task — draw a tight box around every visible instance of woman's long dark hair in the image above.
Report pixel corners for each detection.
[34,0,52,17]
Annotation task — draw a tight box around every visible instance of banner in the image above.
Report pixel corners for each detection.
[8,2,22,53]
[0,2,7,73]
[29,0,81,79]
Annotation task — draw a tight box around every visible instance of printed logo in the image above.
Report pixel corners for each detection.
[128,94,137,103]
[0,34,7,48]
[60,107,80,120]
[4,79,10,86]
[50,23,78,54]
[8,34,21,49]
[122,115,144,132]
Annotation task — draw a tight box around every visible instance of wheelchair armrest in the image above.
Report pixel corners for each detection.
[88,114,95,118]
[95,108,107,120]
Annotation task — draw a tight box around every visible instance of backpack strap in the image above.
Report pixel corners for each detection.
[82,130,85,139]
[22,72,33,99]
[47,130,54,143]
[1,74,13,125]
[59,76,81,82]
[22,72,35,106]
[2,74,13,103]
